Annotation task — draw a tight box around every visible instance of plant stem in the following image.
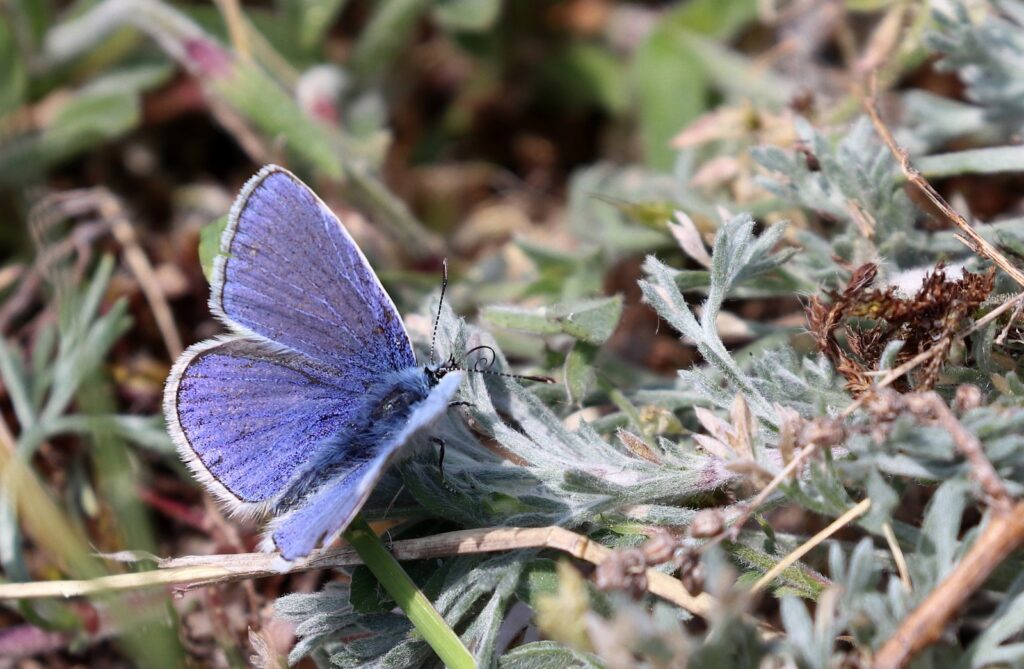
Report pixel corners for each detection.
[342,515,476,669]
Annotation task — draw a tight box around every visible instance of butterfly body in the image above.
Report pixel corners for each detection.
[165,165,462,562]
[272,365,446,514]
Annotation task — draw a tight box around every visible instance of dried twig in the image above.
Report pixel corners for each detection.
[751,498,871,593]
[0,526,715,617]
[868,388,1018,668]
[874,500,1024,669]
[864,75,1024,288]
[98,191,184,359]
[905,392,1012,512]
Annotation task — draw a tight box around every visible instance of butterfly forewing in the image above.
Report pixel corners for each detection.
[211,166,415,376]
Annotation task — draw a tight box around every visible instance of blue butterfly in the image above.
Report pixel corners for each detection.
[164,165,464,562]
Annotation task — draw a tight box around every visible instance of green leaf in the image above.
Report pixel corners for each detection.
[349,0,430,82]
[556,296,623,345]
[632,0,758,168]
[45,414,175,455]
[499,641,603,668]
[481,305,563,336]
[684,32,794,106]
[661,0,759,38]
[482,491,524,516]
[350,565,395,613]
[0,338,34,427]
[0,64,171,183]
[641,257,797,422]
[211,61,344,179]
[515,558,560,608]
[632,28,706,170]
[483,295,623,345]
[199,216,228,282]
[916,146,1024,179]
[591,194,679,231]
[0,18,27,115]
[540,43,628,114]
[564,341,598,406]
[281,0,350,52]
[433,0,501,31]
[0,92,138,183]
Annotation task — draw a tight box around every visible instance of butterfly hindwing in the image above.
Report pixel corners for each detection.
[267,372,464,561]
[165,336,362,514]
[211,165,416,378]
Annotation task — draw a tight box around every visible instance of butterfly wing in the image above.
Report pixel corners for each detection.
[211,165,415,378]
[165,336,361,515]
[169,165,420,513]
[266,371,464,561]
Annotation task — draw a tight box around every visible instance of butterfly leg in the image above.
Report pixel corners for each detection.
[430,436,446,481]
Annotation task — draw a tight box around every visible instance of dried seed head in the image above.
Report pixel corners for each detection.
[801,417,846,449]
[675,548,705,595]
[594,549,648,600]
[795,140,820,171]
[954,384,983,414]
[776,404,803,467]
[806,260,994,395]
[641,529,677,564]
[690,508,725,539]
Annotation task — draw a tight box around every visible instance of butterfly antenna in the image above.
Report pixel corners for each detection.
[450,344,555,384]
[430,259,448,366]
[473,368,556,384]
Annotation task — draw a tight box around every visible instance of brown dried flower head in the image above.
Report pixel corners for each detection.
[807,262,994,394]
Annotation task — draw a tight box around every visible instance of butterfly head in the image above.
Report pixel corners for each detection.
[424,362,452,386]
[426,345,554,386]
[426,259,553,385]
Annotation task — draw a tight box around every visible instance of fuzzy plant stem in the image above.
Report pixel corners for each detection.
[342,515,476,669]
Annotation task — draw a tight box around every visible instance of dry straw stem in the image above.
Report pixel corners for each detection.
[750,498,871,593]
[0,526,715,617]
[211,0,251,59]
[881,522,911,592]
[99,191,183,359]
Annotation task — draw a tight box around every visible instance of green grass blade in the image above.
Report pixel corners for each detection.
[343,515,477,669]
